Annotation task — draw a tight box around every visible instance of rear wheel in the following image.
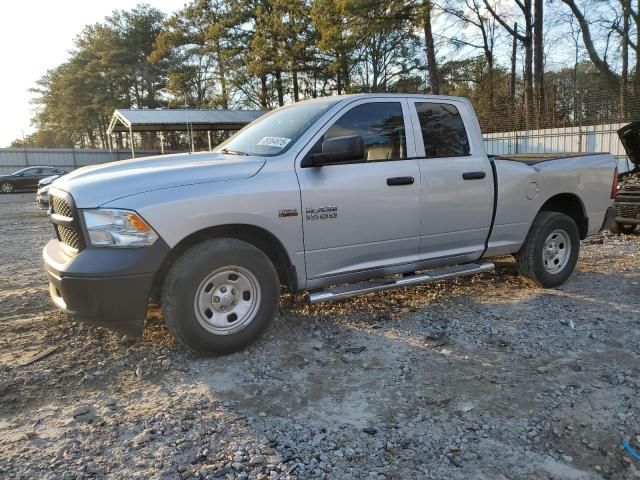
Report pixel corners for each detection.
[1,182,14,193]
[162,238,280,355]
[609,221,637,235]
[516,211,580,287]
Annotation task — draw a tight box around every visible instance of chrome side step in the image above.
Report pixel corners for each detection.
[306,262,495,304]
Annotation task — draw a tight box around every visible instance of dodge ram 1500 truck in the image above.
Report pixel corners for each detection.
[43,94,618,354]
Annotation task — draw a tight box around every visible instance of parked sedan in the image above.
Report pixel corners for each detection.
[36,174,63,209]
[0,166,68,193]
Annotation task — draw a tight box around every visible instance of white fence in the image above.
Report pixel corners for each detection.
[483,123,633,172]
[1,124,633,175]
[0,148,163,175]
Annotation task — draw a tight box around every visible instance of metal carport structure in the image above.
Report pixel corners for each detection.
[107,109,266,157]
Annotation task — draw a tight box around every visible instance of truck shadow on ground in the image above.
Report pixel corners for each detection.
[3,196,639,478]
[1,248,638,478]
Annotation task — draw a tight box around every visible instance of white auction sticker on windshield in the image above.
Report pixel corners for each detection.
[257,136,291,148]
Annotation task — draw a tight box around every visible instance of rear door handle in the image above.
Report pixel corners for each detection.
[387,176,415,186]
[462,171,486,180]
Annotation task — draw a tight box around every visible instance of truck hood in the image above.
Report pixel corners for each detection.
[619,121,640,168]
[53,151,266,207]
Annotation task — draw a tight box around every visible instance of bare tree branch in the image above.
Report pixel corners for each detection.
[514,0,526,14]
[482,0,526,41]
[559,0,620,89]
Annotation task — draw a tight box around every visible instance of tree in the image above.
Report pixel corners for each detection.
[483,0,535,126]
[423,0,440,94]
[345,0,421,92]
[30,4,169,148]
[244,0,313,106]
[558,0,620,90]
[441,0,499,111]
[104,5,169,109]
[151,0,236,108]
[20,0,640,148]
[533,0,544,116]
[311,0,357,94]
[559,0,639,116]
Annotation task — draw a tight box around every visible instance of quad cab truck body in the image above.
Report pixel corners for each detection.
[43,94,620,354]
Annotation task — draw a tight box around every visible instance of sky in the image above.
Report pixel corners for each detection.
[0,0,185,147]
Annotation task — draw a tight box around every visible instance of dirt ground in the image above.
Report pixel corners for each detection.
[0,193,639,480]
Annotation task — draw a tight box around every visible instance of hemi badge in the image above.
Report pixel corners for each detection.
[278,208,299,218]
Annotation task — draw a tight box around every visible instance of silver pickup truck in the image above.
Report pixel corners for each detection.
[44,94,618,354]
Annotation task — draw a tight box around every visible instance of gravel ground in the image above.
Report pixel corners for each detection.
[1,193,639,480]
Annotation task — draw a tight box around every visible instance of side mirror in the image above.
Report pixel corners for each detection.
[302,135,364,167]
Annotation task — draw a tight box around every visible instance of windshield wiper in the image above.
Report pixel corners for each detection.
[220,148,249,156]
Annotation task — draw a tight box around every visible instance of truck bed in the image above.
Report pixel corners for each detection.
[491,152,606,166]
[485,150,616,258]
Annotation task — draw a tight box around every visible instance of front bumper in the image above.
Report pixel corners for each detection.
[36,195,48,209]
[43,238,170,336]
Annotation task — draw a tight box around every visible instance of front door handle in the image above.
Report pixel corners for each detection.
[462,171,486,180]
[387,176,415,186]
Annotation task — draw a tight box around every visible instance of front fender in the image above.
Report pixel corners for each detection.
[102,166,306,289]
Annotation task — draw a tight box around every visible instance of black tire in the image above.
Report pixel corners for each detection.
[162,238,280,355]
[515,211,580,288]
[1,182,14,194]
[609,221,637,235]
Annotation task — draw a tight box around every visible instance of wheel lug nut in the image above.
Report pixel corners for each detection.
[213,296,220,303]
[220,306,226,311]
[220,286,227,293]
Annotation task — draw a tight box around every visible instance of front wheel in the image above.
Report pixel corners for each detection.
[515,211,580,288]
[162,238,280,355]
[1,182,14,193]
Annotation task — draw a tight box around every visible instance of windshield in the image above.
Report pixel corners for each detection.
[216,99,339,157]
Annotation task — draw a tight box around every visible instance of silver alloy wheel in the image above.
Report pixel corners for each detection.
[1,183,13,193]
[542,229,571,274]
[193,265,261,335]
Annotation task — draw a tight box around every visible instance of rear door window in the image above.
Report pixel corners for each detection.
[414,102,470,158]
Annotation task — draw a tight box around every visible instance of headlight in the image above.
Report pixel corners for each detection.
[82,209,159,247]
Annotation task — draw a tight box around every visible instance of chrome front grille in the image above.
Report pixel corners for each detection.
[50,192,84,252]
[57,225,82,250]
[51,196,73,218]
